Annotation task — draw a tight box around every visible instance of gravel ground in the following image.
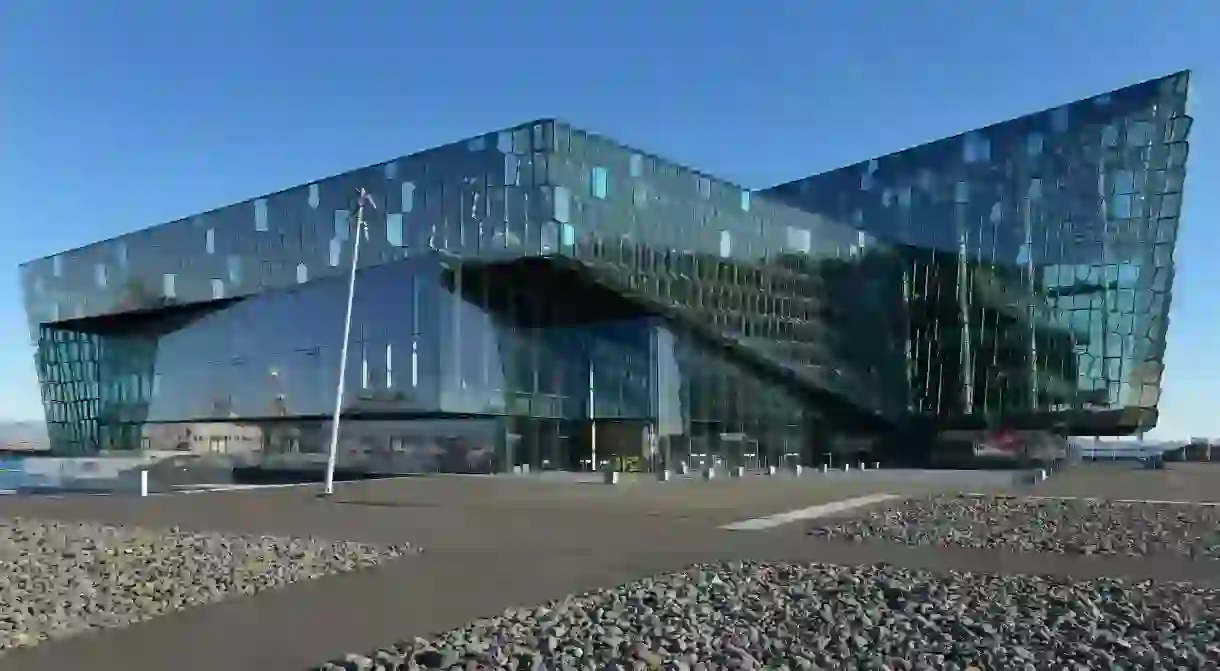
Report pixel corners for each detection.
[0,517,414,652]
[811,494,1220,559]
[319,561,1220,670]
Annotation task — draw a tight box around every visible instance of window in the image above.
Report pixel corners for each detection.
[632,185,648,209]
[541,222,559,253]
[117,241,128,268]
[308,183,320,209]
[696,176,712,199]
[329,238,342,267]
[94,263,107,288]
[554,186,571,223]
[504,155,519,186]
[411,338,419,387]
[561,223,575,248]
[629,153,644,177]
[401,181,416,212]
[1051,106,1070,133]
[387,213,403,246]
[740,190,751,212]
[718,230,732,258]
[1028,179,1043,202]
[52,255,61,277]
[897,186,912,209]
[296,263,308,284]
[385,343,394,388]
[591,166,609,199]
[211,279,224,299]
[785,227,811,254]
[963,132,990,164]
[1026,133,1044,157]
[254,198,268,231]
[384,160,398,179]
[205,228,215,254]
[162,273,176,299]
[334,210,350,240]
[227,255,242,284]
[1126,121,1154,148]
[1110,169,1136,194]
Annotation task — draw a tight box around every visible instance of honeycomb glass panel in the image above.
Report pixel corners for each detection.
[17,76,1191,466]
[763,71,1191,444]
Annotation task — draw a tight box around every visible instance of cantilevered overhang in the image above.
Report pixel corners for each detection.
[442,254,900,430]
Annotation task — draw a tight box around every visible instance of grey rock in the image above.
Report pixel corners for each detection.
[813,494,1220,559]
[325,561,1220,669]
[0,516,415,654]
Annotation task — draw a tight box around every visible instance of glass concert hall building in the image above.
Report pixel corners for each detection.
[19,72,1193,472]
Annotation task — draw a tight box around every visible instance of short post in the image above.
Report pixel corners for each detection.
[820,464,829,474]
[767,465,777,476]
[139,469,149,498]
[1037,468,1048,483]
[677,462,690,476]
[702,465,716,480]
[603,468,620,485]
[872,461,881,470]
[731,465,745,479]
[843,464,851,473]
[793,464,803,477]
[657,468,672,482]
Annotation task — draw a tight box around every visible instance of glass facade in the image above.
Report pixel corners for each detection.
[764,71,1191,439]
[19,71,1192,469]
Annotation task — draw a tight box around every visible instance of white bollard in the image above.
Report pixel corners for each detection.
[873,461,881,470]
[1037,469,1048,483]
[703,466,716,480]
[820,464,829,474]
[657,469,672,482]
[793,464,804,477]
[732,465,745,479]
[843,464,851,473]
[767,465,778,476]
[139,469,149,498]
[604,470,620,485]
[677,462,690,476]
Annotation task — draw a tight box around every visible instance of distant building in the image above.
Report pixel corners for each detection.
[18,72,1193,471]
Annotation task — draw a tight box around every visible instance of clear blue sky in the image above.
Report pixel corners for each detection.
[0,2,1215,438]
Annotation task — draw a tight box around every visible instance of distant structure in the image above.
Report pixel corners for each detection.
[17,72,1194,473]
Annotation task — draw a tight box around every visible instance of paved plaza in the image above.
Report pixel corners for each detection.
[0,466,1218,669]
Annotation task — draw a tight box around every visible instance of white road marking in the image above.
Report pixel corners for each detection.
[720,493,901,531]
[963,493,1220,506]
[172,482,319,493]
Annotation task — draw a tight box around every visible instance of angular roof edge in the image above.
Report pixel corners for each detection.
[767,70,1192,190]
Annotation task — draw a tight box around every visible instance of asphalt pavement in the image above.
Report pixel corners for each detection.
[1,466,1218,671]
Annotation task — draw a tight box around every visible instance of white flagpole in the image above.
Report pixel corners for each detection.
[588,358,597,472]
[323,188,376,496]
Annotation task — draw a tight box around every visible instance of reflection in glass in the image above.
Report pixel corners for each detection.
[20,73,1192,467]
[387,213,403,246]
[255,199,269,232]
